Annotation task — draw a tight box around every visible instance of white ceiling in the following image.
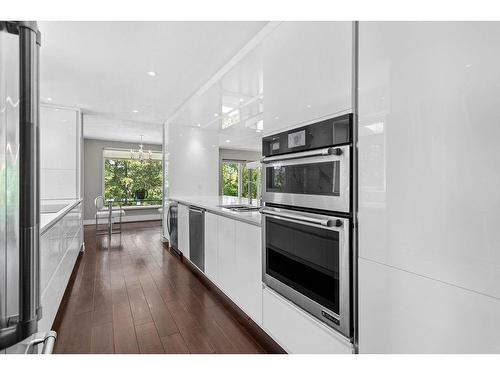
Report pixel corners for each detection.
[83,115,164,145]
[38,21,267,144]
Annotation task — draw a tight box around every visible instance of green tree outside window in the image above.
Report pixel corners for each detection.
[104,158,162,206]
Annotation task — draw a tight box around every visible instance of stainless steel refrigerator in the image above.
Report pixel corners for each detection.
[0,21,56,354]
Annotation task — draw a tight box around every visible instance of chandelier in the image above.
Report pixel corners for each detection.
[130,135,152,163]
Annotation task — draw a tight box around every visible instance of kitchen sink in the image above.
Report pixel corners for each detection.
[218,204,261,212]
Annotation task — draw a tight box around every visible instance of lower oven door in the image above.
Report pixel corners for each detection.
[261,206,351,338]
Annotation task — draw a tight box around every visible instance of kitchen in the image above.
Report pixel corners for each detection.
[1,3,500,371]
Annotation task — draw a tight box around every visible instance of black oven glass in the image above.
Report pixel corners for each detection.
[265,217,340,313]
[266,161,340,196]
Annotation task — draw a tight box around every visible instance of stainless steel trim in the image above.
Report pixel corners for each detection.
[351,20,360,354]
[18,23,41,340]
[261,209,351,338]
[166,203,171,234]
[188,206,206,214]
[260,207,338,227]
[262,146,341,163]
[262,144,350,213]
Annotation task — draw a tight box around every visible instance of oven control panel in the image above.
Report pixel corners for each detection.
[262,113,352,157]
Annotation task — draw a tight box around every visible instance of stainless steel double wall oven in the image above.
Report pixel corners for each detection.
[261,114,353,339]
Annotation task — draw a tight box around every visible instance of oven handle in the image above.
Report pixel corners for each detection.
[260,208,342,228]
[261,147,342,163]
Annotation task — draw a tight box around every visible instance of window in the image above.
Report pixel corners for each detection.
[221,160,260,199]
[103,149,162,206]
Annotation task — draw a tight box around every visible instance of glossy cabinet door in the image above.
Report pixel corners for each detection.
[263,21,352,136]
[263,287,352,354]
[177,204,190,259]
[358,22,500,352]
[38,203,83,332]
[40,106,79,199]
[234,221,262,325]
[204,212,218,282]
[217,216,236,299]
[359,258,500,353]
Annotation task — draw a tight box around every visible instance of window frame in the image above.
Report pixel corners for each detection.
[220,158,259,199]
[220,158,245,198]
[101,147,163,208]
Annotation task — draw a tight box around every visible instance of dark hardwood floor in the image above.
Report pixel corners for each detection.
[52,221,273,354]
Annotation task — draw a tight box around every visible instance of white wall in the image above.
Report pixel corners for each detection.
[167,123,219,197]
[358,21,500,353]
[40,106,81,200]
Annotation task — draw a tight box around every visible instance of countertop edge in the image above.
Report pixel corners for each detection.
[170,198,261,227]
[40,198,83,235]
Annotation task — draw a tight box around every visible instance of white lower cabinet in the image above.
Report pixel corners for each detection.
[234,221,262,325]
[210,215,263,325]
[39,203,83,332]
[204,212,218,282]
[263,287,353,354]
[178,203,190,259]
[217,216,237,298]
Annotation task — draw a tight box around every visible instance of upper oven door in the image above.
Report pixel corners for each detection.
[261,206,351,337]
[261,145,350,213]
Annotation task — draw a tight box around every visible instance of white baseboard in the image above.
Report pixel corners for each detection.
[83,214,161,225]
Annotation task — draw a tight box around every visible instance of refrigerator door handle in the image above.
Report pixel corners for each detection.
[24,331,57,354]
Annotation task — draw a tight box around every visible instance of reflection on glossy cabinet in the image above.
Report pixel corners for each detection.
[178,204,190,259]
[204,212,218,282]
[263,21,353,136]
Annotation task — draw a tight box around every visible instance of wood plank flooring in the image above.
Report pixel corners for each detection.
[52,221,271,354]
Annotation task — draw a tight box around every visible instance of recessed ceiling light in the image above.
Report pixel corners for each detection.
[132,110,139,113]
[197,123,201,127]
[214,113,219,117]
[465,64,472,68]
[147,71,156,77]
[306,104,312,108]
[225,139,230,143]
[274,116,279,120]
[47,97,53,101]
[239,98,244,102]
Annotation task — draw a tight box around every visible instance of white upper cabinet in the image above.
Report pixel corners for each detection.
[178,204,190,259]
[263,22,353,136]
[358,22,500,300]
[40,106,80,199]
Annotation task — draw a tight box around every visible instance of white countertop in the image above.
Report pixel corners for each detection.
[169,195,261,226]
[40,198,83,235]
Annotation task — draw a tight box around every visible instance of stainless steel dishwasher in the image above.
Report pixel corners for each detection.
[188,206,205,271]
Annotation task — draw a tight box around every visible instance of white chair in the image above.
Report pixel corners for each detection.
[94,196,125,235]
